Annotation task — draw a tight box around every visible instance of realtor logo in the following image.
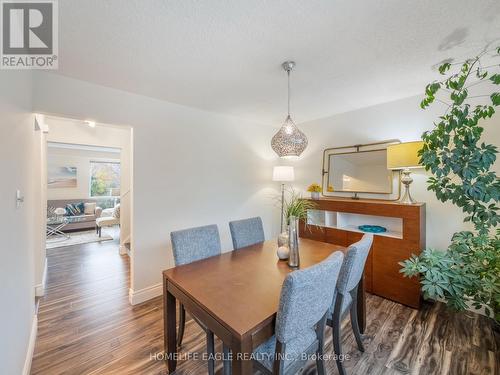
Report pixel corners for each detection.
[1,0,58,69]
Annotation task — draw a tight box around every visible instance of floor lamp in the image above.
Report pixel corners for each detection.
[272,166,295,233]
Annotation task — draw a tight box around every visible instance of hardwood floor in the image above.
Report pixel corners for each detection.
[31,231,499,375]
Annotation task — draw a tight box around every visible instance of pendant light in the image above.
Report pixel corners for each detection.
[271,61,308,159]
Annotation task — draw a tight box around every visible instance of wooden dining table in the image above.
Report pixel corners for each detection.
[163,238,365,375]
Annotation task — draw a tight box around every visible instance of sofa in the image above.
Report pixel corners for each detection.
[47,199,103,231]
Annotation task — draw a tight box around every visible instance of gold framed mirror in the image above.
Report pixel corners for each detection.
[322,140,401,200]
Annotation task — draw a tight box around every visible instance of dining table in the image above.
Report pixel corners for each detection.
[163,237,365,375]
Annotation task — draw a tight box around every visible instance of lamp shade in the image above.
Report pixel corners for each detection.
[272,166,295,182]
[387,141,424,170]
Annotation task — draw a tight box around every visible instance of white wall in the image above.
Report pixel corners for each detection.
[293,95,500,251]
[0,71,37,375]
[33,122,47,297]
[47,146,120,200]
[33,72,280,298]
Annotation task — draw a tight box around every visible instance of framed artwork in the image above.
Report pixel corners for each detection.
[48,166,77,188]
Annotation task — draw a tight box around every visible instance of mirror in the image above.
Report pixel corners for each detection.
[328,150,392,193]
[322,140,401,199]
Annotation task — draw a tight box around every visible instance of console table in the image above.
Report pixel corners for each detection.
[300,197,425,308]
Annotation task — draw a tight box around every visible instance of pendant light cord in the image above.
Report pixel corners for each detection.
[287,69,291,117]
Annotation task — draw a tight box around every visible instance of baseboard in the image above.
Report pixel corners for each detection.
[119,245,128,256]
[128,283,162,305]
[35,258,47,297]
[22,314,38,375]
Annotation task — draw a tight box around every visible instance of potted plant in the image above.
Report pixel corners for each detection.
[400,46,500,324]
[277,189,318,247]
[307,183,322,200]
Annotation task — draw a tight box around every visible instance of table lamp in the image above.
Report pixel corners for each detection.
[387,141,424,204]
[272,166,295,233]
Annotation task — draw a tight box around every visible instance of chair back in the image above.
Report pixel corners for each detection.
[170,224,221,266]
[336,234,373,296]
[275,251,344,344]
[229,217,265,250]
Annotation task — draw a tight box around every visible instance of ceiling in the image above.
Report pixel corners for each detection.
[57,0,500,125]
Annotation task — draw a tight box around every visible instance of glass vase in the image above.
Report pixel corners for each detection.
[288,216,300,268]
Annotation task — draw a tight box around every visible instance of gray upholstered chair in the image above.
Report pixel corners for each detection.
[170,224,222,375]
[229,216,265,249]
[328,233,373,375]
[252,251,344,375]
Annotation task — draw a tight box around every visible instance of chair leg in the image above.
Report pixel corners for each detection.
[350,290,365,352]
[315,314,327,375]
[223,344,231,375]
[177,304,186,348]
[332,295,347,375]
[316,355,326,375]
[206,330,215,375]
[333,320,346,375]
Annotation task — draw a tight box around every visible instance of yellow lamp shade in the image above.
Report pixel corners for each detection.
[387,141,424,170]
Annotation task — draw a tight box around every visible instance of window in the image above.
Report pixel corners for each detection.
[89,161,121,197]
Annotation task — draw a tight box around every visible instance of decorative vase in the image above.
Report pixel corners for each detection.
[277,246,289,260]
[288,216,300,268]
[278,231,289,247]
[311,191,320,200]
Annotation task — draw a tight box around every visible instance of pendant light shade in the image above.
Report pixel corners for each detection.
[271,61,308,158]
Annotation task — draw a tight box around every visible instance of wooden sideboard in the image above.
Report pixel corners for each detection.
[299,197,425,308]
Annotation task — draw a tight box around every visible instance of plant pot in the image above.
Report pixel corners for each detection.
[311,192,320,200]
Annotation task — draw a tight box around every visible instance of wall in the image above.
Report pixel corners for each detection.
[45,116,132,251]
[47,146,120,200]
[33,72,280,300]
[293,94,500,251]
[0,71,38,374]
[33,120,47,297]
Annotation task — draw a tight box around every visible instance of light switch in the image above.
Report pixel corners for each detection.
[16,189,24,208]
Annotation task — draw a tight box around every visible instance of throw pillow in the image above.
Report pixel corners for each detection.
[65,202,84,216]
[65,203,77,216]
[84,202,96,215]
[112,204,121,219]
[47,205,56,218]
[76,202,85,214]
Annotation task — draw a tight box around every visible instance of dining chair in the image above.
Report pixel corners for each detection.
[229,216,265,249]
[252,251,344,375]
[170,224,221,375]
[328,233,374,375]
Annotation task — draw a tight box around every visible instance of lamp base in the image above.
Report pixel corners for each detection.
[399,169,416,204]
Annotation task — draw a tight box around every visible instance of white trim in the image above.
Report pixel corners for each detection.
[22,314,38,375]
[128,283,162,305]
[47,141,120,154]
[119,245,128,256]
[35,258,48,297]
[120,235,131,257]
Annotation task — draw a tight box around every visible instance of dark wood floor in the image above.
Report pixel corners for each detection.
[31,231,499,375]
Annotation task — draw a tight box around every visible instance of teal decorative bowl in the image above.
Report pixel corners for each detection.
[358,225,387,233]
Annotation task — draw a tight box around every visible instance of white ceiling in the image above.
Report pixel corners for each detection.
[57,0,500,125]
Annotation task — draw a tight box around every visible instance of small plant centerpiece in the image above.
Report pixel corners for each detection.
[276,189,318,249]
[400,47,500,323]
[307,183,322,200]
[277,190,319,265]
[284,189,318,224]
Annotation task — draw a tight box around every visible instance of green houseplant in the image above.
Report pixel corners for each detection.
[284,189,318,225]
[400,47,500,322]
